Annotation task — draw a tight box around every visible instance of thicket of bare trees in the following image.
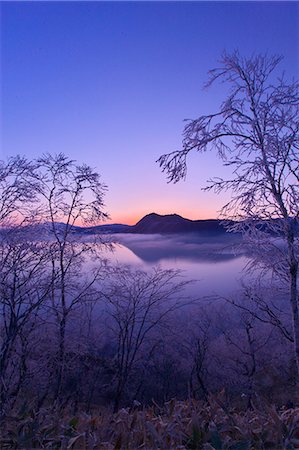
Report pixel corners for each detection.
[101,266,192,411]
[0,233,50,414]
[0,154,111,415]
[158,52,299,381]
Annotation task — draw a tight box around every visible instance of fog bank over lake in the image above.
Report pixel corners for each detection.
[104,233,250,297]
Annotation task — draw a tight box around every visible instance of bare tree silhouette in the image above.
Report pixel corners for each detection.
[158,52,299,380]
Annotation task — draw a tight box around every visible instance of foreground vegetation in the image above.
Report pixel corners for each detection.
[1,397,298,449]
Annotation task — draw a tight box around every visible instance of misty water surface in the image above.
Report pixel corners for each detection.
[102,233,250,298]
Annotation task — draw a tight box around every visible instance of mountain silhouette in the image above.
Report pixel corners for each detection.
[80,212,228,235]
[133,213,226,234]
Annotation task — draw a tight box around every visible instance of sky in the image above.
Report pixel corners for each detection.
[1,1,298,225]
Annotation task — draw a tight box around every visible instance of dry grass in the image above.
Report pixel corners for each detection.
[1,396,299,449]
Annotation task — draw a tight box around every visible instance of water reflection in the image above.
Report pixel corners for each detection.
[106,233,248,297]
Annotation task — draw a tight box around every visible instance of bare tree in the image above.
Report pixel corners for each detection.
[0,156,52,416]
[187,315,211,401]
[0,153,110,411]
[31,153,109,403]
[223,284,293,344]
[101,266,192,411]
[158,52,299,380]
[0,232,51,416]
[222,313,273,408]
[0,155,38,226]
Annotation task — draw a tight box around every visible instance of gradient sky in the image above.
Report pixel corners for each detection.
[1,1,298,224]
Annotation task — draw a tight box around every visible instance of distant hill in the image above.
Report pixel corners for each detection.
[132,213,226,234]
[82,223,133,234]
[79,213,228,235]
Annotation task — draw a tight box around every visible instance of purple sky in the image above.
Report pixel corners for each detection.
[1,1,298,224]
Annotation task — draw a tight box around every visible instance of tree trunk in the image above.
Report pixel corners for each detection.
[55,315,66,402]
[289,258,299,383]
[287,221,299,384]
[113,376,125,413]
[0,322,18,417]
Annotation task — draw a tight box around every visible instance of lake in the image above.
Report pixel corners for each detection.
[101,233,250,298]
